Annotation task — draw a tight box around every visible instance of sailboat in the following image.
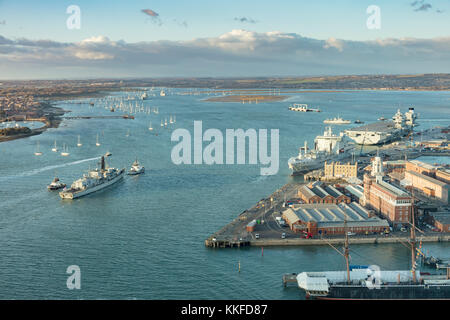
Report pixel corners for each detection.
[77,135,82,147]
[169,115,173,124]
[126,129,130,137]
[61,143,70,156]
[51,140,58,152]
[34,141,43,156]
[148,122,153,131]
[161,120,164,127]
[96,134,101,147]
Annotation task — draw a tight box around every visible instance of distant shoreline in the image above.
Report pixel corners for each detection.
[0,102,66,144]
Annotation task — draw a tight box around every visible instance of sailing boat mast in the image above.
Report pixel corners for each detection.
[344,219,350,284]
[411,190,417,283]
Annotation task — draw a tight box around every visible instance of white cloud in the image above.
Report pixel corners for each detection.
[0,30,450,78]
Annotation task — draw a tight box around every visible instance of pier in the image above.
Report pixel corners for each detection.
[205,147,450,249]
[63,115,135,120]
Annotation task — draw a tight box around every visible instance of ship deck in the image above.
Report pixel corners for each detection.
[345,121,397,133]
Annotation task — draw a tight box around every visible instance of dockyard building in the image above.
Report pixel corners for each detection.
[298,182,351,204]
[403,171,449,204]
[324,161,358,179]
[282,202,389,236]
[431,213,450,232]
[363,174,413,227]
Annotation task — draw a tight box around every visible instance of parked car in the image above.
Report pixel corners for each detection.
[281,233,286,239]
[347,232,356,236]
[255,233,260,239]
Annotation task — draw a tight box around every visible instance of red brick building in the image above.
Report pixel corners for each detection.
[363,174,413,227]
[298,183,351,205]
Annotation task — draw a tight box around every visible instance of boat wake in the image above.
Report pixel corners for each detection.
[0,157,100,181]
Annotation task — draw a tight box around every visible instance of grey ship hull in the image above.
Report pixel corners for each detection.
[60,169,124,199]
[308,284,450,300]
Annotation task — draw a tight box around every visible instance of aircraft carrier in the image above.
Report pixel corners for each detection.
[345,108,418,145]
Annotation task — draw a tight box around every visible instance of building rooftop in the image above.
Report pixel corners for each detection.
[377,179,411,197]
[324,185,343,198]
[409,160,440,171]
[285,203,387,226]
[345,184,364,198]
[407,170,448,187]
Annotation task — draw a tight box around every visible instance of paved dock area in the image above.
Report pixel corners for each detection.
[205,127,449,248]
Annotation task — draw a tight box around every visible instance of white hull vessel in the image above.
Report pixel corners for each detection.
[323,116,351,124]
[59,153,124,199]
[288,127,354,175]
[60,171,124,199]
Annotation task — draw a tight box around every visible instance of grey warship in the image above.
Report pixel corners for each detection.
[59,153,125,199]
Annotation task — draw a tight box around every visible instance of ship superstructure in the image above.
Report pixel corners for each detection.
[59,153,124,199]
[288,127,354,175]
[345,108,418,145]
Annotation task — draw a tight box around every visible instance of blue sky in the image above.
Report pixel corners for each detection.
[0,0,449,79]
[1,0,449,41]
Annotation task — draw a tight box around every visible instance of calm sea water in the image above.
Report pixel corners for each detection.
[0,89,449,299]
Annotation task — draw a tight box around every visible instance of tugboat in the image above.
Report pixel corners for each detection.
[127,158,145,175]
[354,119,364,124]
[59,152,125,199]
[47,177,66,190]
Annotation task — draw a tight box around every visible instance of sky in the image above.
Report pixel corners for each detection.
[0,0,449,79]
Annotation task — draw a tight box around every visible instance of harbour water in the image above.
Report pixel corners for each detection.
[0,89,449,299]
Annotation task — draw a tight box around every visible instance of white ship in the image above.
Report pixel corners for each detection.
[141,92,149,100]
[323,116,351,124]
[59,153,125,199]
[345,108,418,145]
[127,158,145,175]
[47,177,66,191]
[289,104,320,112]
[288,127,354,175]
[160,90,166,97]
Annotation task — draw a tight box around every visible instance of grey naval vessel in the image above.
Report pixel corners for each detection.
[59,153,125,199]
[345,108,418,145]
[288,127,354,175]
